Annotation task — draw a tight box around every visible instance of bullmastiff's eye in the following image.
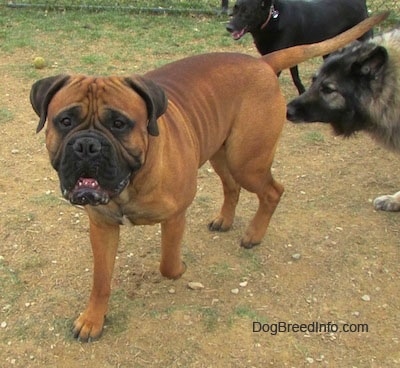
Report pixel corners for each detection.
[112,120,126,130]
[60,117,72,127]
[54,106,81,132]
[104,109,134,134]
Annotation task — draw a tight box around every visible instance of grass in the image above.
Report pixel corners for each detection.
[233,305,269,325]
[0,261,26,332]
[303,131,326,144]
[0,108,13,124]
[209,261,236,278]
[6,0,223,11]
[1,4,394,77]
[80,54,110,66]
[239,247,264,274]
[5,0,400,17]
[0,7,239,77]
[29,193,62,205]
[200,306,220,331]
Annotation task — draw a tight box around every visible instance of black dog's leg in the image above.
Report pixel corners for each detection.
[221,0,229,14]
[290,66,305,95]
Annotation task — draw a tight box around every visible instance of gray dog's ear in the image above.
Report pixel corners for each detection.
[124,76,168,136]
[353,45,388,79]
[30,74,70,133]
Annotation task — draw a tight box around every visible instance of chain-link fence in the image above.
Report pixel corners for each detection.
[3,1,400,16]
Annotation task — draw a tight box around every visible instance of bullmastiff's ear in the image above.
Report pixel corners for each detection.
[30,75,70,133]
[124,76,168,136]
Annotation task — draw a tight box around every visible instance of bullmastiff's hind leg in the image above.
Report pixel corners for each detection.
[239,173,283,248]
[208,148,241,232]
[208,147,284,248]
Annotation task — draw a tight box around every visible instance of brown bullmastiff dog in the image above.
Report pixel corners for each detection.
[30,13,386,341]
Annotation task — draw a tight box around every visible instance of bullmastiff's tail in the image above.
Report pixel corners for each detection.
[264,12,389,74]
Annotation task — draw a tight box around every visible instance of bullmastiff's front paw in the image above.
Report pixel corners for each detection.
[373,191,400,212]
[240,237,261,249]
[72,310,105,342]
[160,260,187,280]
[208,215,233,232]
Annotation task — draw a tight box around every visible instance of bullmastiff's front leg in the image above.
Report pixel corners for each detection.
[159,212,187,279]
[72,217,120,342]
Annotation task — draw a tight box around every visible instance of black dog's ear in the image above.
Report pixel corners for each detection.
[260,0,272,10]
[124,76,168,136]
[352,46,388,79]
[30,75,70,133]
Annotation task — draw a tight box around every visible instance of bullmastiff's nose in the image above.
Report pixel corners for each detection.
[72,136,102,159]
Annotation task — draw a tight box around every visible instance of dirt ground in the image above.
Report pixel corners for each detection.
[1,13,400,368]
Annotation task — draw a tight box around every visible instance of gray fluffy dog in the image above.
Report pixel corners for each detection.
[287,29,400,211]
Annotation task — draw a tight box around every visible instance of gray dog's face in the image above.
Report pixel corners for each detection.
[226,0,273,39]
[30,75,167,206]
[287,41,389,136]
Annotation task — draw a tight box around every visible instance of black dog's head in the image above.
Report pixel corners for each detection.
[226,0,274,40]
[287,40,389,137]
[30,74,167,206]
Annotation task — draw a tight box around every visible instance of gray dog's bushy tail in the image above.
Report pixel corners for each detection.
[263,12,390,74]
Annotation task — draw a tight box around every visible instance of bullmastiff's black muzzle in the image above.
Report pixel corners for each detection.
[58,130,131,206]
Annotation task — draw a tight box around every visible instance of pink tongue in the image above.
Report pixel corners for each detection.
[232,29,246,40]
[77,178,99,189]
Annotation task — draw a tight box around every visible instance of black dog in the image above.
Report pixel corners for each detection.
[226,0,371,94]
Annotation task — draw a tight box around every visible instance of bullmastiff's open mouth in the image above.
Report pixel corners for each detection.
[63,176,130,206]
